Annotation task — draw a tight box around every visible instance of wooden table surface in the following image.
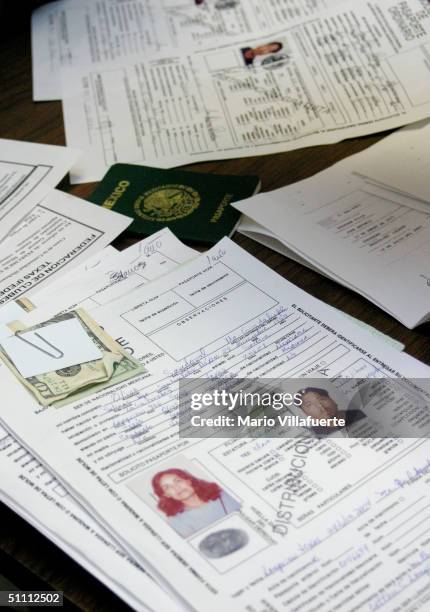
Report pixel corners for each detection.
[1,3,429,610]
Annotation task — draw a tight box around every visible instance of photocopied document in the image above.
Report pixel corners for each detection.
[0,139,80,238]
[62,0,430,182]
[234,166,430,328]
[31,0,347,101]
[2,239,430,611]
[0,231,199,611]
[0,189,131,311]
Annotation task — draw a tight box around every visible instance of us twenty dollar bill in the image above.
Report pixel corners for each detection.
[1,309,145,407]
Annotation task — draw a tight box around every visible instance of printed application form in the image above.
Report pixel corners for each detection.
[31,0,347,100]
[62,0,430,182]
[2,239,430,610]
[0,139,80,238]
[234,163,430,328]
[0,232,198,611]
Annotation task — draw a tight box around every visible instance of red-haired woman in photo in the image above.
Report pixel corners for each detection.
[152,468,240,537]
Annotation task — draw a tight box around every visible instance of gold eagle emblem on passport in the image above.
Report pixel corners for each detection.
[134,184,200,222]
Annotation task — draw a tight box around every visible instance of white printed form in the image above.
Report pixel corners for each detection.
[0,139,80,237]
[32,0,346,100]
[234,169,430,328]
[2,239,430,610]
[0,189,131,309]
[62,0,430,182]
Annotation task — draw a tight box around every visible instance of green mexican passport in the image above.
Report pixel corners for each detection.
[89,164,261,244]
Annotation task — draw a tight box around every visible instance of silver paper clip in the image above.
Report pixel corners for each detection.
[15,330,64,359]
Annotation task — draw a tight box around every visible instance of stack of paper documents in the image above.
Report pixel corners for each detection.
[0,198,407,608]
[4,139,407,609]
[31,0,430,182]
[0,228,201,610]
[1,233,430,610]
[1,1,427,607]
[235,120,430,328]
[0,137,201,606]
